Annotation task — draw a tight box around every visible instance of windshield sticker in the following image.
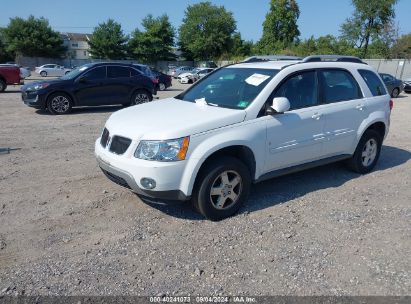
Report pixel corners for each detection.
[237,101,249,108]
[245,73,270,86]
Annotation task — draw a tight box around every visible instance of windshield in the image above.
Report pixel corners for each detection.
[176,67,279,109]
[60,64,93,80]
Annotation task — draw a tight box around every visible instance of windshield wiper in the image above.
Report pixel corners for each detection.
[194,98,219,107]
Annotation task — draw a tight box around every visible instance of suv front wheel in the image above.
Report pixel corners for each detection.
[347,129,382,174]
[192,156,251,221]
[47,92,73,115]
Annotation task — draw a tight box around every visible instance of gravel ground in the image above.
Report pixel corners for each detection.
[0,78,410,296]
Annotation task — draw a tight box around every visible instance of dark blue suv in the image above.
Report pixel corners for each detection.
[21,62,157,114]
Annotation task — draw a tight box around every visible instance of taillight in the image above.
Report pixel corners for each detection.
[152,78,159,84]
[389,99,393,111]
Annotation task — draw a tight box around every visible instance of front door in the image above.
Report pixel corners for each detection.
[264,70,326,173]
[74,66,110,106]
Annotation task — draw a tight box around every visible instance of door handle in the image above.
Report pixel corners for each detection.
[311,113,322,120]
[356,104,365,111]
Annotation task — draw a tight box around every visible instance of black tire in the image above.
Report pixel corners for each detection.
[391,87,400,98]
[65,71,70,75]
[158,82,166,91]
[346,129,382,174]
[47,92,73,115]
[130,89,152,106]
[40,71,47,77]
[192,156,251,221]
[0,79,6,92]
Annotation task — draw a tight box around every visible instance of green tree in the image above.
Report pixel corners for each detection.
[88,19,128,59]
[2,16,65,58]
[0,28,14,62]
[340,0,397,58]
[179,1,236,60]
[128,14,175,63]
[256,0,300,54]
[391,34,411,59]
[229,32,253,58]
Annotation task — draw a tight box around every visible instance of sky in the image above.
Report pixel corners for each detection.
[1,0,411,42]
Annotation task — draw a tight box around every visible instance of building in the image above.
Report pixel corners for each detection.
[61,32,92,60]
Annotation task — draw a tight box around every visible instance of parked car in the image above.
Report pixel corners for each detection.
[379,73,404,98]
[0,65,22,92]
[35,64,71,77]
[178,68,216,84]
[403,77,411,93]
[0,64,31,79]
[177,69,199,84]
[171,66,194,78]
[151,69,172,91]
[195,68,215,79]
[21,62,157,114]
[95,55,392,220]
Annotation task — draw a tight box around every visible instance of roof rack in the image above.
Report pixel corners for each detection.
[243,55,302,63]
[302,55,366,64]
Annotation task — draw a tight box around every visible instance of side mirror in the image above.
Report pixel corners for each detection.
[78,76,87,83]
[268,97,290,114]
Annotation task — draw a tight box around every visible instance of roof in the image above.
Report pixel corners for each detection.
[231,60,300,70]
[61,32,92,42]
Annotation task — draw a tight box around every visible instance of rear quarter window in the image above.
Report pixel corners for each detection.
[358,69,387,96]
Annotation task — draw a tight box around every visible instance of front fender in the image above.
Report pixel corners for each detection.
[179,119,266,196]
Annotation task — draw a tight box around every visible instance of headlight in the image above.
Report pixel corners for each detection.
[135,136,190,161]
[32,83,50,90]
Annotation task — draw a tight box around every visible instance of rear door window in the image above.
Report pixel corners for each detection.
[107,66,131,78]
[319,69,362,103]
[359,69,387,96]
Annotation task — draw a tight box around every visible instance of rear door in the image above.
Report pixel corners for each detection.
[106,66,134,105]
[318,69,366,156]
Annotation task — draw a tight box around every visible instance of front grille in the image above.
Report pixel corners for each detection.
[100,128,110,148]
[109,136,132,155]
[101,168,131,189]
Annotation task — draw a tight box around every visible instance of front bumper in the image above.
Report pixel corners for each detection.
[21,91,47,109]
[95,139,190,201]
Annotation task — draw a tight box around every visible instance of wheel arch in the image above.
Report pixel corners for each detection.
[182,143,258,197]
[130,87,153,101]
[46,90,76,107]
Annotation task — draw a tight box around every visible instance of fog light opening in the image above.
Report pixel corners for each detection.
[140,178,156,190]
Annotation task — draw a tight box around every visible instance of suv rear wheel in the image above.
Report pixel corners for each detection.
[47,92,73,115]
[131,90,152,105]
[391,87,400,98]
[347,129,382,174]
[192,156,251,221]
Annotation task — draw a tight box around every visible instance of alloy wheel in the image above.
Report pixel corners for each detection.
[209,170,242,210]
[134,93,150,105]
[361,138,378,167]
[51,95,70,113]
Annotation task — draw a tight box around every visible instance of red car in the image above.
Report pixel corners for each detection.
[0,65,22,92]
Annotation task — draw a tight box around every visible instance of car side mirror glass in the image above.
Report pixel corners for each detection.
[268,97,290,114]
[78,76,87,83]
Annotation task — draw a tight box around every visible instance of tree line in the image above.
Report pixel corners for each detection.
[1,0,410,63]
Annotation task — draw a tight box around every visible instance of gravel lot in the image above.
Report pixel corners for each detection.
[0,78,410,296]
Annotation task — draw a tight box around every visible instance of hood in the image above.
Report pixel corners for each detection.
[105,98,246,140]
[21,79,66,91]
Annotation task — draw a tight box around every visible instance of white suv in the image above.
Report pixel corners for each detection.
[95,55,392,220]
